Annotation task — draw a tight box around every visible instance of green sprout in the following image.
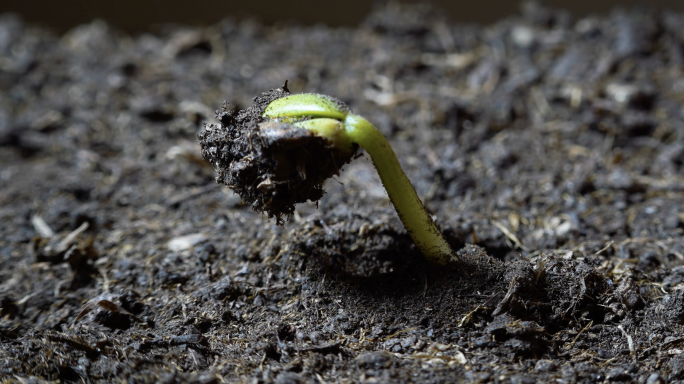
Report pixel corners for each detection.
[262,93,457,265]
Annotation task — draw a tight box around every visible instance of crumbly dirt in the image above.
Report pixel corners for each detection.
[2,2,684,383]
[198,85,357,222]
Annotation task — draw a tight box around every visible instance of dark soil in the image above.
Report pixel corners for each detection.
[2,2,684,383]
[197,85,357,221]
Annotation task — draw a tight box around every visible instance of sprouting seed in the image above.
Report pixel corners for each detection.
[198,83,457,264]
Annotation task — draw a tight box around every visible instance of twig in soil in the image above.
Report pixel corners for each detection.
[30,215,55,238]
[492,220,527,251]
[315,373,328,384]
[599,356,618,368]
[52,221,89,254]
[14,291,39,306]
[459,293,503,327]
[381,328,416,341]
[660,337,684,355]
[644,281,667,295]
[564,320,593,351]
[459,307,486,327]
[594,241,614,257]
[617,324,637,361]
[98,267,111,293]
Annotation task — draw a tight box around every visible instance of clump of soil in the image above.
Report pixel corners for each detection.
[198,84,357,221]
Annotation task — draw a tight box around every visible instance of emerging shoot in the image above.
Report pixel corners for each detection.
[198,84,457,265]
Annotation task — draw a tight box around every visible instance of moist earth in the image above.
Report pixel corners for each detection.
[2,2,684,383]
[197,84,358,222]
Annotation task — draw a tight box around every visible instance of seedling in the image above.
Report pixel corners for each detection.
[198,84,457,264]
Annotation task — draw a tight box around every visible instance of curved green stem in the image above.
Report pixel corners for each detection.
[343,114,456,265]
[263,93,457,264]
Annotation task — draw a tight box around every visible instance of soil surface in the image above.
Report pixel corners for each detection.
[2,2,684,383]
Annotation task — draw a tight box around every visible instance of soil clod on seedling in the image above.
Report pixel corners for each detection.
[198,83,356,223]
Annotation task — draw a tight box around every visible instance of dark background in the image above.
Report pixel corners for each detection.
[2,0,683,33]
